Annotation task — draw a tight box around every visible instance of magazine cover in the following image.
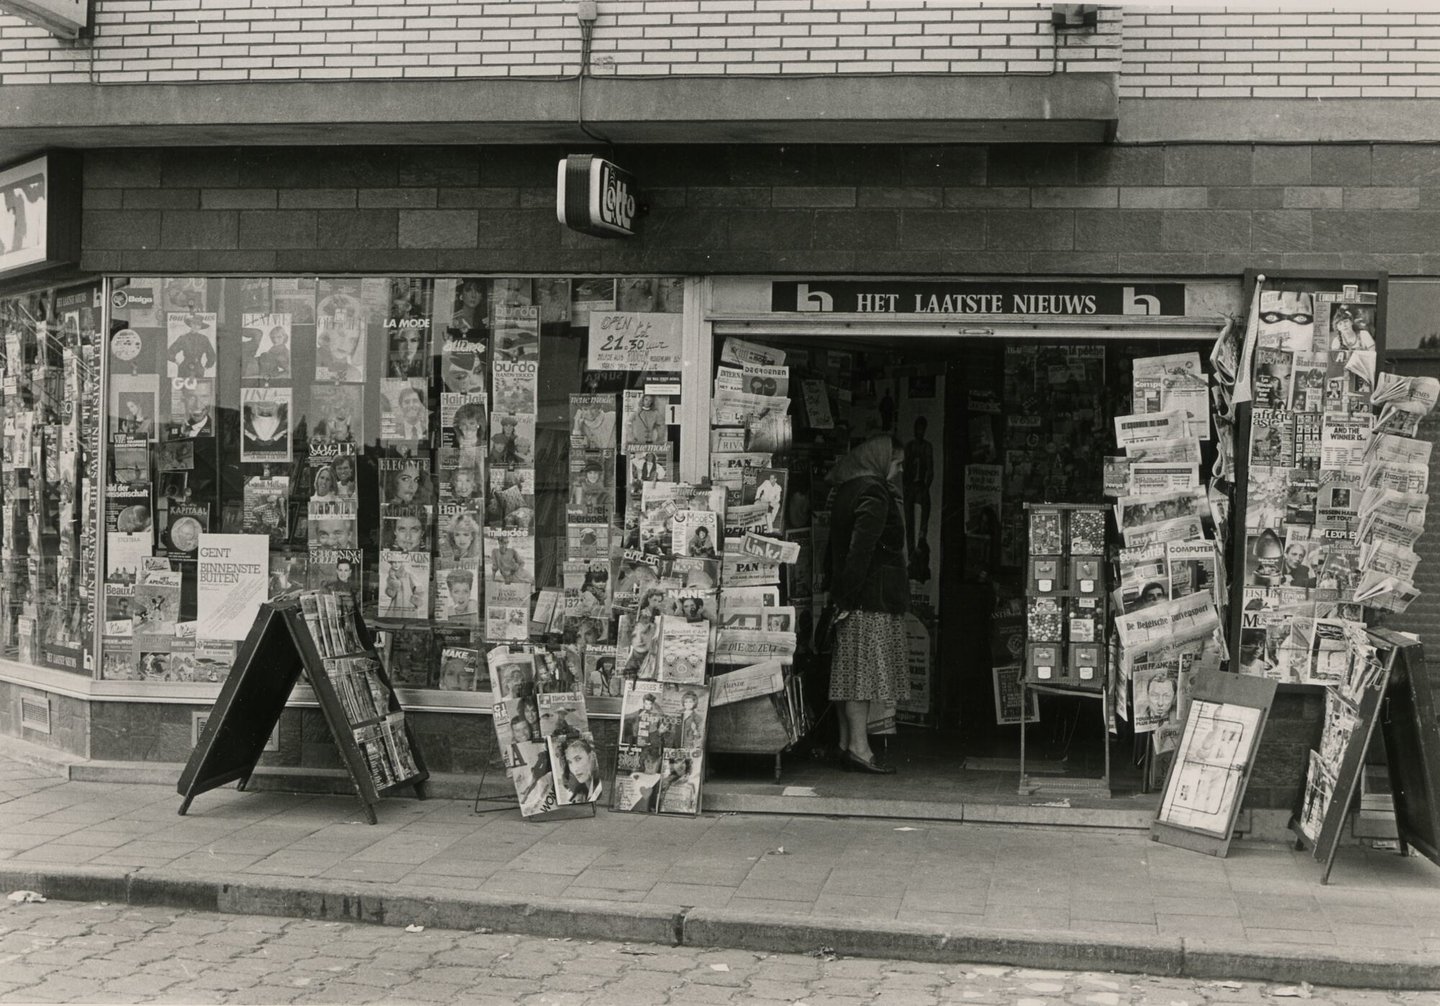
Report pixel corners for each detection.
[626,443,674,502]
[1257,289,1316,353]
[488,646,537,699]
[239,312,292,381]
[657,615,709,685]
[571,278,615,327]
[380,377,429,443]
[1291,351,1326,414]
[436,644,482,690]
[1253,347,1293,411]
[582,645,620,697]
[486,579,532,641]
[622,389,670,448]
[538,692,600,805]
[434,561,481,625]
[133,565,181,646]
[492,303,539,363]
[381,506,432,553]
[166,312,218,381]
[440,391,488,453]
[307,548,362,599]
[309,509,358,549]
[379,456,433,508]
[110,374,160,441]
[486,528,534,585]
[493,698,529,767]
[487,466,535,531]
[437,504,484,562]
[665,555,721,590]
[308,384,362,452]
[165,380,214,440]
[242,475,290,543]
[385,282,432,379]
[741,467,787,533]
[437,447,485,506]
[440,287,488,395]
[614,680,709,815]
[570,394,618,451]
[488,412,535,467]
[378,549,430,620]
[566,522,610,561]
[161,501,207,558]
[569,449,615,524]
[314,282,366,383]
[493,356,538,414]
[240,386,292,463]
[268,552,308,597]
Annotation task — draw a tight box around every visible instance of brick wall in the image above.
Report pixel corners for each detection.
[79,143,1440,278]
[1122,5,1440,99]
[0,0,1117,86]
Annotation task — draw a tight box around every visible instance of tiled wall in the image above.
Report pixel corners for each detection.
[80,143,1440,278]
[0,0,1117,86]
[1121,5,1440,99]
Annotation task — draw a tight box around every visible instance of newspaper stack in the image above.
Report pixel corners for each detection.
[1352,392,1436,614]
[1110,350,1228,753]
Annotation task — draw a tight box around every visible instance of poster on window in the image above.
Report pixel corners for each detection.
[195,533,269,641]
[588,312,683,372]
[166,312,218,381]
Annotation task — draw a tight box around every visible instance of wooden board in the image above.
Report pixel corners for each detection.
[1151,670,1277,858]
[1378,634,1440,871]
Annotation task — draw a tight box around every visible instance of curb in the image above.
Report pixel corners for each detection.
[2,864,1438,990]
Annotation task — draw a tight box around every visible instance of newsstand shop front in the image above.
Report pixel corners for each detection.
[1,140,1437,840]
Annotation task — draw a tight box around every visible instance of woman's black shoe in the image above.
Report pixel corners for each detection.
[843,750,896,775]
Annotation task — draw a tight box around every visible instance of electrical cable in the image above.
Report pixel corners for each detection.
[574,16,614,152]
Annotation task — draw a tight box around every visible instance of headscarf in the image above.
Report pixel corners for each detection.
[827,433,900,485]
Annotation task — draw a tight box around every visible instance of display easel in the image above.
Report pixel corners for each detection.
[1151,670,1277,858]
[177,597,428,824]
[1291,627,1402,884]
[1377,632,1440,873]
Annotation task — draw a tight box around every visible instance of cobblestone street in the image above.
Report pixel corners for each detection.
[0,899,1426,1006]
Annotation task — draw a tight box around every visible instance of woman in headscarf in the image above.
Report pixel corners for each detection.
[824,434,908,775]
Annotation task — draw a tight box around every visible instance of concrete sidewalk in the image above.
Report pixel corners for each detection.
[1,749,1439,990]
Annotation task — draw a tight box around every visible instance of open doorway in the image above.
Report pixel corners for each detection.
[705,328,1218,816]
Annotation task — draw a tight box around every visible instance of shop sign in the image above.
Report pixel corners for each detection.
[556,154,638,238]
[771,280,1186,316]
[0,152,80,281]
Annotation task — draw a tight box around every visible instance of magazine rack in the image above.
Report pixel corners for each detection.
[1290,627,1403,883]
[177,595,428,824]
[469,729,597,821]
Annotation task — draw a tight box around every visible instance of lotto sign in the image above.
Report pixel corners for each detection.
[587,312,682,371]
[557,154,639,238]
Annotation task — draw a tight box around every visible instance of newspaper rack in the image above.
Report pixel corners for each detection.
[707,661,807,782]
[177,596,428,824]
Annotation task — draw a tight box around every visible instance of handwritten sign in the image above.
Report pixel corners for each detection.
[587,312,682,371]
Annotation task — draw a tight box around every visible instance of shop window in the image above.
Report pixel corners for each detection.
[101,276,683,690]
[0,282,101,675]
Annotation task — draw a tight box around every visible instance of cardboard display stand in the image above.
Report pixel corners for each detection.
[1151,670,1277,858]
[177,597,428,824]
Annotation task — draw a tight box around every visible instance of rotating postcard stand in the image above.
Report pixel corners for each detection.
[177,595,428,825]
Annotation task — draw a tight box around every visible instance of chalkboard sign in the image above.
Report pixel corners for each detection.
[1151,670,1277,859]
[1292,628,1400,884]
[1379,634,1440,871]
[177,594,427,824]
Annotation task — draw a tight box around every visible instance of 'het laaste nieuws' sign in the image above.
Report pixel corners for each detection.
[771,281,1186,316]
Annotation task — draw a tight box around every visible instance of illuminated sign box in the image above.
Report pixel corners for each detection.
[556,154,639,239]
[0,152,81,283]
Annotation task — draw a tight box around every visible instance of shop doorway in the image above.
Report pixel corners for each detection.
[706,327,1217,819]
